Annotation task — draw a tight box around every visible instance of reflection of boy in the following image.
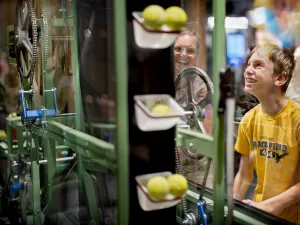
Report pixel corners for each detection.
[233,44,300,223]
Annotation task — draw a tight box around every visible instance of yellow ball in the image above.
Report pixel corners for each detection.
[151,104,171,115]
[142,5,165,29]
[146,176,169,200]
[167,174,188,197]
[164,6,187,30]
[0,130,7,140]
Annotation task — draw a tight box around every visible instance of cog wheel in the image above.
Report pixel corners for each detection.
[174,67,214,134]
[14,0,38,80]
[175,67,214,110]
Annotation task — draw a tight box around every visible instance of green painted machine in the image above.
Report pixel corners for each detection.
[0,0,296,225]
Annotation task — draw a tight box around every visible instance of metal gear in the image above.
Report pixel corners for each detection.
[174,67,214,134]
[174,66,214,110]
[14,0,49,126]
[15,0,38,81]
[14,0,38,124]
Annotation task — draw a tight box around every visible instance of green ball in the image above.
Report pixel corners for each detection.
[146,176,169,200]
[167,174,188,197]
[142,5,165,29]
[164,6,187,30]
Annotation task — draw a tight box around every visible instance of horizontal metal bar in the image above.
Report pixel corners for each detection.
[52,36,74,40]
[185,190,266,225]
[36,18,74,27]
[55,113,76,118]
[176,128,214,158]
[12,154,76,166]
[47,121,115,162]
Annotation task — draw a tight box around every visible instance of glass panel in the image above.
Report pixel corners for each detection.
[174,0,214,224]
[230,1,300,225]
[0,0,118,224]
[175,0,213,181]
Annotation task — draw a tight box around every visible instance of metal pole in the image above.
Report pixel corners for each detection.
[113,0,129,224]
[212,0,226,224]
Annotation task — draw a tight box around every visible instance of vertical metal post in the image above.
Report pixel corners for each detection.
[82,170,100,224]
[43,137,58,223]
[42,0,54,109]
[212,0,226,224]
[31,134,41,225]
[113,0,129,224]
[5,121,12,179]
[71,2,85,224]
[71,0,83,132]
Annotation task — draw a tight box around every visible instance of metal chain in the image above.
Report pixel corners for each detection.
[175,147,212,219]
[175,147,188,215]
[41,5,49,96]
[199,158,211,201]
[17,0,38,108]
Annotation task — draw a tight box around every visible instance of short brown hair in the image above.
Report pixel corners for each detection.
[246,44,295,92]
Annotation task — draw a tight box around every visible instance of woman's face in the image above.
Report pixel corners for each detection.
[174,34,197,76]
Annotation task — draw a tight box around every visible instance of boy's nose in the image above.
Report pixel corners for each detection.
[245,66,254,75]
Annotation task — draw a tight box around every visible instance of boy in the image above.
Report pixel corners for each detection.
[233,44,300,224]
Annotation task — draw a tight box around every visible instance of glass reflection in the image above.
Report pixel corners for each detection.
[233,44,300,224]
[174,30,214,189]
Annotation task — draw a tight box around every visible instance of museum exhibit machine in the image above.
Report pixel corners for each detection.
[0,0,298,224]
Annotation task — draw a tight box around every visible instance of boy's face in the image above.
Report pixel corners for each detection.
[174,35,197,76]
[244,50,276,98]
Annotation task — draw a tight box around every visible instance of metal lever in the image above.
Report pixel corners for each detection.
[198,200,208,225]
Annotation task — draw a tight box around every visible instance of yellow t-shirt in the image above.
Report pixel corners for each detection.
[235,99,300,224]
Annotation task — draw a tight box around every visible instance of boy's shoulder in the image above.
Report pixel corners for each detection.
[289,99,300,119]
[240,104,260,124]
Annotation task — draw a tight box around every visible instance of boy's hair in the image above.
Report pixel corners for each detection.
[174,30,200,55]
[246,44,296,92]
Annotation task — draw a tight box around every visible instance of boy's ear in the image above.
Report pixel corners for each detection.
[274,73,288,88]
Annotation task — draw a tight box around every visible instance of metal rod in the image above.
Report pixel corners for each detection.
[34,154,76,165]
[22,90,34,94]
[52,35,74,40]
[54,113,76,118]
[226,98,235,225]
[114,0,129,223]
[183,111,194,116]
[12,154,76,166]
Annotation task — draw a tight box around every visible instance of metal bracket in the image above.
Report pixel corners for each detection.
[19,88,58,121]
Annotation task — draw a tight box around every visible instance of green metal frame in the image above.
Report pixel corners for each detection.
[3,0,277,225]
[4,0,128,224]
[176,0,226,224]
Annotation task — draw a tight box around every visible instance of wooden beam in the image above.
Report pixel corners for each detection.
[185,0,207,71]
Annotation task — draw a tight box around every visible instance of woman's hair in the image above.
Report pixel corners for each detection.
[245,44,296,92]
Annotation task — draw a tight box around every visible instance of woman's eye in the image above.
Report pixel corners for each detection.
[187,48,196,54]
[174,46,181,52]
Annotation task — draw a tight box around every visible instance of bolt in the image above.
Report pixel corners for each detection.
[84,29,92,38]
